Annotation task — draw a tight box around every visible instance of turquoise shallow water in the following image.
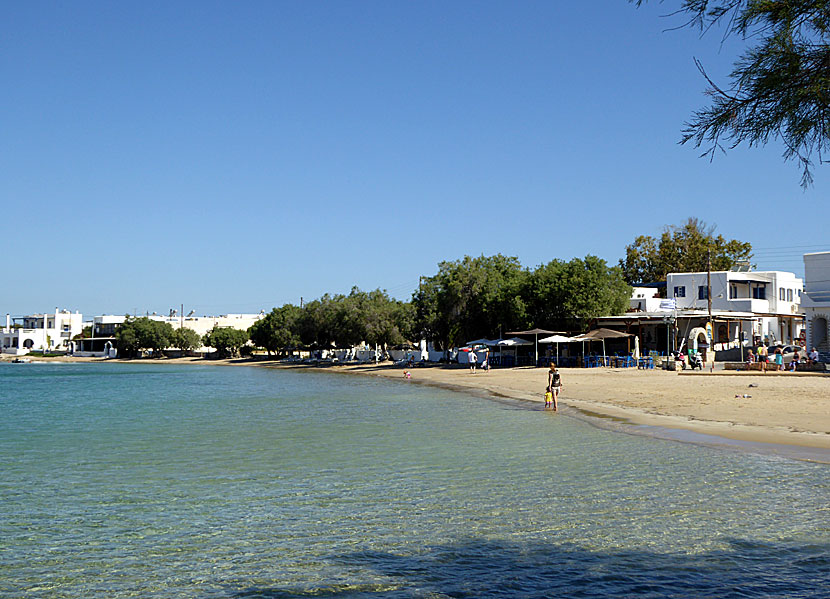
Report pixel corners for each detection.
[1,363,828,598]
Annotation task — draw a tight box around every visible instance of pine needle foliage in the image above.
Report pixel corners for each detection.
[636,0,830,186]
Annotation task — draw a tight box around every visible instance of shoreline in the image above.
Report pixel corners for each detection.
[5,354,830,458]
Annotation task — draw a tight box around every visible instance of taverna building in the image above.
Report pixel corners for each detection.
[1,309,84,355]
[665,269,804,347]
[596,269,804,360]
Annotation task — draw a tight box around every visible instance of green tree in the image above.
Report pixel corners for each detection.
[115,317,175,358]
[171,327,202,353]
[413,255,529,350]
[295,288,414,350]
[346,288,414,348]
[635,0,830,186]
[525,256,631,330]
[249,305,302,356]
[619,218,752,284]
[203,326,249,358]
[72,326,92,340]
[297,295,339,348]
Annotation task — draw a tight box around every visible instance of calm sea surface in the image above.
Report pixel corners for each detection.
[1,363,828,598]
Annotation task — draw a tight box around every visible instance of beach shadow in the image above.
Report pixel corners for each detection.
[227,537,830,598]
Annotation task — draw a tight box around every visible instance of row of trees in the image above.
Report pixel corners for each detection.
[249,288,413,357]
[414,254,631,350]
[246,255,633,354]
[115,219,752,356]
[114,288,413,358]
[115,317,247,359]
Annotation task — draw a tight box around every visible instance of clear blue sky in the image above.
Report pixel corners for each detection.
[2,1,826,318]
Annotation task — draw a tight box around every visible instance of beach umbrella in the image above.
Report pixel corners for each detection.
[497,337,533,346]
[539,334,575,363]
[507,328,566,366]
[466,338,501,347]
[633,335,640,361]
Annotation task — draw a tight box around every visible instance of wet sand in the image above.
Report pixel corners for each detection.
[301,362,830,451]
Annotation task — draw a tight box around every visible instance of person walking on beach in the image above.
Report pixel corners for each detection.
[469,349,477,373]
[546,362,562,412]
[757,344,769,373]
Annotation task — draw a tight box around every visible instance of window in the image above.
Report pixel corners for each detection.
[779,288,785,301]
[698,286,709,300]
[729,284,738,299]
[752,285,766,300]
[673,286,685,298]
[787,289,793,302]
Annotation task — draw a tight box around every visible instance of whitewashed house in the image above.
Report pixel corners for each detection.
[666,269,804,346]
[1,309,84,355]
[802,251,830,361]
[595,269,804,361]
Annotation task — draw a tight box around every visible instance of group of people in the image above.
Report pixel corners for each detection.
[745,345,821,372]
[467,349,489,373]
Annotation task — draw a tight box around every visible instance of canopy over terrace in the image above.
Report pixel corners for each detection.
[506,328,566,366]
[496,337,533,366]
[574,328,634,361]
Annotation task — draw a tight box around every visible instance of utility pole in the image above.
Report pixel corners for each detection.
[181,303,184,329]
[707,248,714,372]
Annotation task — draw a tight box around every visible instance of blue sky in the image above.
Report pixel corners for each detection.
[2,1,826,317]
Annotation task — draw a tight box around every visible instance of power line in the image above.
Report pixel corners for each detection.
[752,243,829,251]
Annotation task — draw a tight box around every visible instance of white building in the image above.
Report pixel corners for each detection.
[802,251,830,360]
[666,269,804,346]
[72,312,266,356]
[1,309,84,355]
[629,286,664,312]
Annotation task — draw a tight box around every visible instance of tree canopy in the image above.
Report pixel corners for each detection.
[115,317,175,358]
[413,255,529,350]
[524,256,632,330]
[619,217,753,284]
[171,327,202,353]
[203,326,249,358]
[412,254,631,349]
[249,305,302,355]
[635,0,830,186]
[296,288,413,349]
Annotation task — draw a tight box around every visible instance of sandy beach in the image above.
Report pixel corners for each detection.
[5,354,829,451]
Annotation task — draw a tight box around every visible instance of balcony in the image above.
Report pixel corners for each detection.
[728,298,772,313]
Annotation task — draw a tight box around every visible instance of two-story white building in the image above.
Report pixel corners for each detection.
[595,269,804,361]
[1,309,84,355]
[802,251,830,360]
[666,269,804,347]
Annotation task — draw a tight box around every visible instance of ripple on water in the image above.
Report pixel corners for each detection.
[0,363,828,598]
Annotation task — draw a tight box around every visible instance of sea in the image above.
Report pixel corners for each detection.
[1,363,828,598]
